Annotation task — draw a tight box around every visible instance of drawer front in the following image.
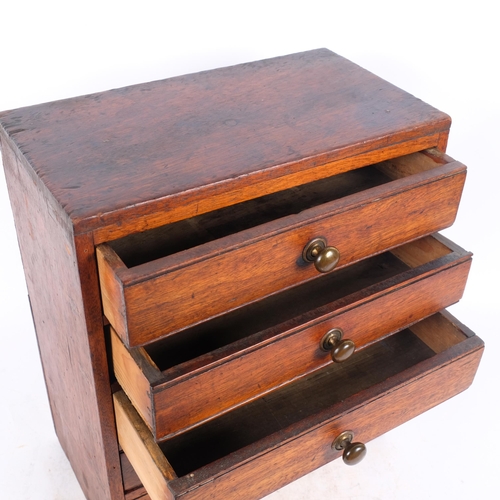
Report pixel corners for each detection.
[112,235,472,440]
[114,311,483,500]
[98,151,466,347]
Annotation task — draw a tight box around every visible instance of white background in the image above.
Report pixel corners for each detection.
[1,1,498,498]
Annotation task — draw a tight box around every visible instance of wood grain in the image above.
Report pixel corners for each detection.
[390,232,453,267]
[0,136,123,498]
[113,235,472,440]
[411,311,470,353]
[0,49,450,240]
[97,244,128,345]
[168,317,483,499]
[115,313,483,500]
[99,156,466,346]
[121,452,148,499]
[107,161,391,267]
[0,48,477,500]
[111,330,159,430]
[91,135,445,243]
[114,392,176,500]
[174,343,483,500]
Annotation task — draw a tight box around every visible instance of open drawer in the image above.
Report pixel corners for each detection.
[98,149,466,347]
[114,311,484,500]
[112,234,472,440]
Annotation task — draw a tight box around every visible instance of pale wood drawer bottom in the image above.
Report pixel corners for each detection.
[115,311,483,500]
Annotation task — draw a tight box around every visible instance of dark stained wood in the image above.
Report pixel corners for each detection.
[114,312,483,500]
[169,314,483,499]
[147,252,411,370]
[126,494,150,500]
[0,49,480,500]
[111,235,472,440]
[160,327,437,475]
[145,234,461,372]
[151,259,471,438]
[173,336,483,500]
[93,136,446,244]
[98,152,466,346]
[121,452,145,498]
[0,137,123,498]
[0,49,450,240]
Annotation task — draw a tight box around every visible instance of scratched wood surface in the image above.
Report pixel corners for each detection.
[0,49,450,240]
[0,136,123,499]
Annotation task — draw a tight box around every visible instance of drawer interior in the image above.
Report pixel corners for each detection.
[108,150,448,268]
[149,312,470,477]
[143,235,454,374]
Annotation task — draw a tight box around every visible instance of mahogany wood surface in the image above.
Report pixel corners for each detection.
[114,312,483,500]
[93,135,447,244]
[106,150,454,267]
[0,49,480,500]
[98,154,466,346]
[112,235,472,440]
[0,138,123,498]
[108,162,391,267]
[143,233,461,371]
[0,49,450,240]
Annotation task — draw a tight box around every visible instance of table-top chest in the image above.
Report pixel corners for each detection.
[0,49,483,500]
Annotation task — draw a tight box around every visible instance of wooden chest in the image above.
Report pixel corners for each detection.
[0,49,483,500]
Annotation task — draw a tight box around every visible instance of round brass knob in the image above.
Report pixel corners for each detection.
[302,237,340,273]
[332,430,367,466]
[320,328,356,363]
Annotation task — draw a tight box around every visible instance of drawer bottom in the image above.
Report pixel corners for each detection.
[115,311,483,500]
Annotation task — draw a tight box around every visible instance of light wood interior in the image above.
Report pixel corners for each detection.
[390,234,452,267]
[108,150,447,268]
[375,149,448,180]
[411,314,467,353]
[111,329,162,430]
[114,391,176,500]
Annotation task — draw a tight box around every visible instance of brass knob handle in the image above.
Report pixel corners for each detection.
[332,430,367,466]
[302,237,340,273]
[320,328,355,363]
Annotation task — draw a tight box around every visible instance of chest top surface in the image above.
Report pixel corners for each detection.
[0,49,449,236]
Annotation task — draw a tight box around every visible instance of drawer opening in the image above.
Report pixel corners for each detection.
[108,150,448,269]
[115,311,483,500]
[143,235,455,373]
[151,313,469,477]
[98,149,465,347]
